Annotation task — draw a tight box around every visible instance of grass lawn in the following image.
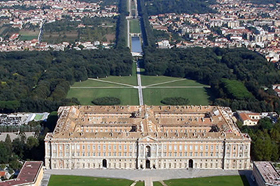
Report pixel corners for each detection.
[163,175,249,186]
[67,62,138,105]
[143,88,210,105]
[134,181,145,186]
[153,182,163,186]
[130,19,141,33]
[71,79,129,88]
[34,114,43,120]
[42,31,78,44]
[19,29,39,41]
[141,75,186,86]
[48,175,133,186]
[151,79,208,87]
[67,88,138,105]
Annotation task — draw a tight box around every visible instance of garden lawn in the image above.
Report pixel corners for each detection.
[163,175,249,186]
[134,181,145,186]
[130,19,141,33]
[67,88,138,105]
[143,88,210,105]
[141,75,186,86]
[48,175,133,186]
[19,29,39,41]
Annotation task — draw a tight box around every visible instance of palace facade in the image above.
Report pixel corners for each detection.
[45,105,251,170]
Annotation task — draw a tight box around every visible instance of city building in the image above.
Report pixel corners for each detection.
[253,161,280,186]
[1,161,44,186]
[236,111,278,126]
[45,105,251,170]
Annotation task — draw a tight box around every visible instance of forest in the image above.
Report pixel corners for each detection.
[143,47,280,112]
[240,118,280,161]
[144,0,216,15]
[0,49,133,113]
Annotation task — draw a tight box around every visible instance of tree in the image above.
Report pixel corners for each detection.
[0,142,10,163]
[161,97,189,105]
[258,118,273,131]
[26,136,39,150]
[4,134,12,155]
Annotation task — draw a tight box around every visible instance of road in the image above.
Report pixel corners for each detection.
[137,60,144,105]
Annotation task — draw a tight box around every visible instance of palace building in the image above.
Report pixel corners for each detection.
[45,105,251,170]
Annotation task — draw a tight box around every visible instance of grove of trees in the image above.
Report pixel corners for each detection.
[92,97,121,105]
[143,47,280,112]
[240,118,280,161]
[144,0,216,15]
[0,49,133,112]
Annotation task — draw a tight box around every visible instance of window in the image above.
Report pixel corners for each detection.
[93,145,95,150]
[119,145,122,150]
[190,145,193,150]
[169,145,172,151]
[103,145,106,150]
[108,145,111,150]
[77,145,80,150]
[184,145,187,150]
[200,146,203,150]
[174,145,177,150]
[179,145,182,151]
[195,145,198,151]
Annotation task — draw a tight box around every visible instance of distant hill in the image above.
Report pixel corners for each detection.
[144,0,216,15]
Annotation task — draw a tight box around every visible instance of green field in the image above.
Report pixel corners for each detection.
[67,62,138,105]
[130,19,141,33]
[134,181,145,186]
[42,31,78,44]
[161,175,249,186]
[141,74,211,105]
[67,62,211,106]
[67,88,138,105]
[34,114,43,120]
[19,29,40,41]
[141,75,203,86]
[48,175,133,186]
[143,88,210,105]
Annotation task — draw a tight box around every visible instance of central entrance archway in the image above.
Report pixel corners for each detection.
[146,160,150,169]
[102,159,107,168]
[189,159,193,168]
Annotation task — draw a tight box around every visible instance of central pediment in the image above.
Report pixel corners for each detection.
[138,135,158,142]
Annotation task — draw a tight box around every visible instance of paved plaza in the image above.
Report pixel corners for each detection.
[41,168,256,186]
